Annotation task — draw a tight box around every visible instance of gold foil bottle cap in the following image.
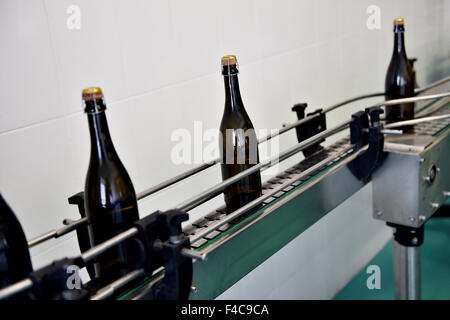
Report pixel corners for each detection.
[82,87,104,101]
[394,18,404,26]
[221,55,238,66]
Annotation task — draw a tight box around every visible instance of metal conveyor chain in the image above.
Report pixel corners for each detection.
[184,137,354,250]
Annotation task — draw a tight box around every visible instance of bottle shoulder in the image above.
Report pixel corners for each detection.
[220,105,255,131]
[385,55,414,93]
[85,158,136,206]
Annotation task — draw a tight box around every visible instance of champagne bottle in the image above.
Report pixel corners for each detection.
[0,194,33,288]
[82,87,139,285]
[385,18,415,132]
[219,55,262,214]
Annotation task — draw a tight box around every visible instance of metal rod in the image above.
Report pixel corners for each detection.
[81,228,138,263]
[374,92,450,108]
[181,248,207,261]
[383,114,450,129]
[136,163,215,200]
[0,278,33,300]
[175,120,352,213]
[90,269,145,300]
[189,145,357,244]
[415,75,450,95]
[394,242,421,300]
[28,217,88,248]
[380,129,403,136]
[136,113,322,201]
[323,92,385,113]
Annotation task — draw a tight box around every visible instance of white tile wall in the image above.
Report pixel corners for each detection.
[0,0,448,298]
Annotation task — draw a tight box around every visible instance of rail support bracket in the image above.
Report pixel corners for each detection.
[347,107,385,181]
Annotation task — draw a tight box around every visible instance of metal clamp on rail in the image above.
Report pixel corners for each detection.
[67,192,95,278]
[28,257,90,300]
[347,107,385,181]
[67,188,198,299]
[291,103,327,157]
[0,257,90,300]
[1,209,201,300]
[151,211,193,300]
[131,209,193,300]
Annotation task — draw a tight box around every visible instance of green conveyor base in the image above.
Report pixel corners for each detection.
[334,217,450,300]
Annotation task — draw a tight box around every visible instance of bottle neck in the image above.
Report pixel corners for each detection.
[87,111,118,162]
[393,31,407,58]
[223,73,244,112]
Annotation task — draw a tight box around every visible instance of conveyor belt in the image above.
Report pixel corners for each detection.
[185,104,450,253]
[119,101,449,300]
[186,138,354,250]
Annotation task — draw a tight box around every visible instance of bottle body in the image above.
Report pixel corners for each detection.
[385,18,415,131]
[220,56,262,214]
[220,110,262,213]
[83,88,139,285]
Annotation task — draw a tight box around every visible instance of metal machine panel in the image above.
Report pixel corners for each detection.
[372,118,450,227]
[190,154,365,299]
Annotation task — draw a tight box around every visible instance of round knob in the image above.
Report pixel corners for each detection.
[425,164,437,184]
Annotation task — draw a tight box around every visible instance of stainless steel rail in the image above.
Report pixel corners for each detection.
[175,120,352,212]
[323,92,385,113]
[415,76,450,95]
[190,145,357,244]
[0,278,34,300]
[375,92,450,109]
[136,112,323,200]
[136,77,450,201]
[322,76,450,114]
[28,217,88,248]
[90,269,145,300]
[383,114,450,129]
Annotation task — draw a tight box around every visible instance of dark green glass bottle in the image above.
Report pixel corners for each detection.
[82,87,139,286]
[0,194,33,289]
[385,18,415,132]
[219,55,262,214]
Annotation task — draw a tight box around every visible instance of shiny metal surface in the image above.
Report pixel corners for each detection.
[90,269,145,300]
[198,146,365,257]
[374,92,450,109]
[28,217,88,248]
[81,227,138,263]
[0,278,33,300]
[189,143,367,299]
[373,129,450,227]
[383,114,450,129]
[188,145,357,246]
[393,242,421,300]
